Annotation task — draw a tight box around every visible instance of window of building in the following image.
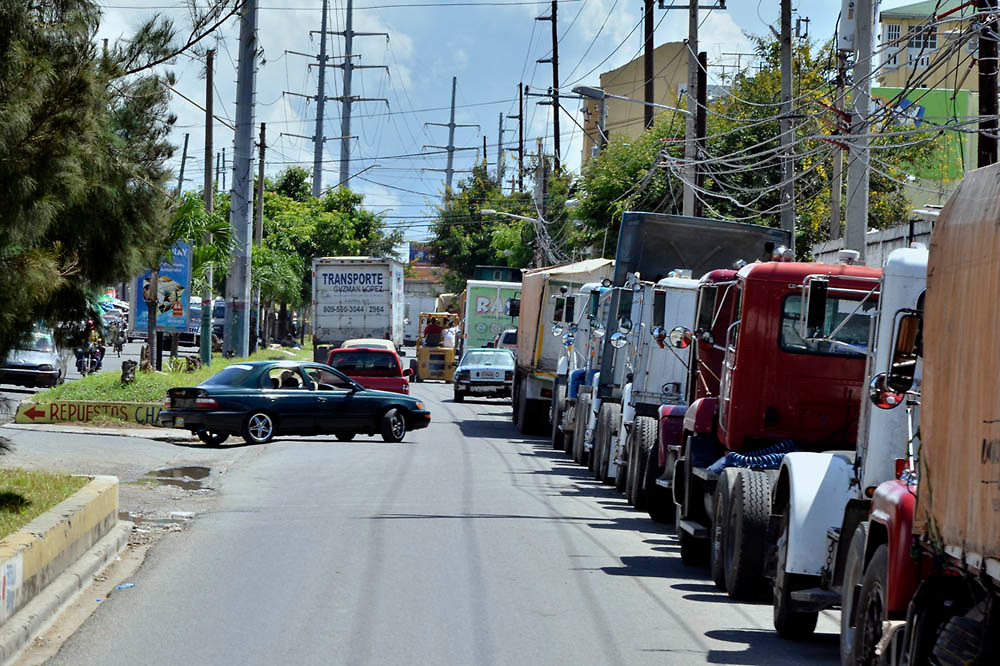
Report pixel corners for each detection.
[885,23,901,66]
[907,25,937,50]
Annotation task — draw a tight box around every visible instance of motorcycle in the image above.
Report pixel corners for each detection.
[74,343,103,376]
[110,325,124,357]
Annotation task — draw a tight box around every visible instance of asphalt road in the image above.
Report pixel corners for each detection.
[32,382,840,665]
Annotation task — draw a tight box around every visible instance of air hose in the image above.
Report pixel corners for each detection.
[707,439,795,474]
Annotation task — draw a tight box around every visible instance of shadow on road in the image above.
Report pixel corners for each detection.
[703,628,839,665]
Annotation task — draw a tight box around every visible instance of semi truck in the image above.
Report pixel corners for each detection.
[589,212,790,489]
[764,247,927,646]
[513,259,614,435]
[463,280,521,351]
[668,257,882,603]
[845,164,1000,666]
[311,257,405,362]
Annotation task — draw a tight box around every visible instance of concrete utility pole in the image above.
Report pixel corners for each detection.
[978,0,998,167]
[683,1,698,215]
[176,133,190,196]
[221,147,226,191]
[224,0,259,358]
[312,0,329,195]
[644,0,655,129]
[252,123,266,353]
[506,83,525,192]
[200,50,215,366]
[215,152,220,192]
[845,0,873,263]
[333,0,389,188]
[424,76,478,198]
[536,0,560,170]
[830,50,847,240]
[694,52,707,218]
[779,0,795,253]
[497,112,506,184]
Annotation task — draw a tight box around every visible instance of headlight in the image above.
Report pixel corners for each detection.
[610,332,628,349]
[415,402,424,410]
[37,364,54,371]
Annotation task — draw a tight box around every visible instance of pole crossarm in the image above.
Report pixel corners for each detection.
[329,96,390,105]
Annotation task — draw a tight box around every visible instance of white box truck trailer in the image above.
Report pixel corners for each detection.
[311,257,404,362]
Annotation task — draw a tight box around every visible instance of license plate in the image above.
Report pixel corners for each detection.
[175,417,184,428]
[478,371,499,379]
[470,385,493,393]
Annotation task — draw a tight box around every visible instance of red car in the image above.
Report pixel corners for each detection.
[326,347,412,395]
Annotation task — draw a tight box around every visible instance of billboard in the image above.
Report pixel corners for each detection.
[409,242,433,264]
[465,282,521,349]
[129,243,193,333]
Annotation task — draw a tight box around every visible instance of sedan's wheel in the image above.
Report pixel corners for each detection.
[197,430,230,446]
[381,408,407,442]
[242,411,275,444]
[454,388,464,403]
[335,432,356,441]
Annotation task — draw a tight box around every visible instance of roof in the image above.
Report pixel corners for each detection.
[738,261,882,283]
[880,0,966,20]
[406,264,447,283]
[523,258,614,279]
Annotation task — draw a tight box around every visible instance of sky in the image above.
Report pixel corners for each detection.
[95,0,912,243]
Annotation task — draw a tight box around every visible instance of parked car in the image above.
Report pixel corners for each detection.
[158,360,430,445]
[327,347,412,394]
[341,338,401,355]
[453,348,515,402]
[492,328,517,355]
[0,327,66,388]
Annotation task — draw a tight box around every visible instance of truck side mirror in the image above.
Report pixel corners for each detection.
[509,299,520,317]
[887,312,922,393]
[804,278,828,336]
[669,326,692,349]
[869,373,905,410]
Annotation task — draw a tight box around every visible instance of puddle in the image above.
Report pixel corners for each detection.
[142,466,211,491]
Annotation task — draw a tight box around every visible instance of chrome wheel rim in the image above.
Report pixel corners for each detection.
[390,413,404,439]
[248,414,272,441]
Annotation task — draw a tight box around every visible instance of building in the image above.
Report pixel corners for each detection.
[580,42,690,165]
[472,265,522,283]
[877,0,979,89]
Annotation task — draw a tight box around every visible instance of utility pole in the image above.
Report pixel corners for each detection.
[312,0,329,195]
[221,147,226,191]
[644,0,655,129]
[779,0,795,252]
[200,51,215,366]
[177,134,190,196]
[497,112,506,184]
[252,123,266,354]
[424,76,479,197]
[694,52,707,218]
[333,0,389,187]
[830,50,847,240]
[534,137,548,267]
[215,152,220,192]
[845,0,873,263]
[224,0,258,359]
[506,83,525,192]
[536,0,560,170]
[978,0,998,167]
[683,1,698,215]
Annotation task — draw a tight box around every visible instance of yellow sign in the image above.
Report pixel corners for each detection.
[15,401,163,426]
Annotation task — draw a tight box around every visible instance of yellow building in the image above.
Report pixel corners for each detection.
[877,0,979,90]
[580,42,689,165]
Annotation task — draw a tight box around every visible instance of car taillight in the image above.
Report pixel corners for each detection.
[163,397,172,408]
[505,371,513,381]
[194,397,219,409]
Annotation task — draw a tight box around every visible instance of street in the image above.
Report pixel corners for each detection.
[2,381,840,665]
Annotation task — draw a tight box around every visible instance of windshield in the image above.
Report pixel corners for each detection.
[780,295,875,357]
[461,350,515,367]
[501,331,517,345]
[23,331,55,353]
[201,365,255,386]
[329,350,400,376]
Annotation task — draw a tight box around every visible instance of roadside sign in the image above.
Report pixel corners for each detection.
[129,243,192,334]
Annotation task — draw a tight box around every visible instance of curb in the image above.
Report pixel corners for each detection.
[0,475,122,663]
[0,520,131,665]
[2,423,196,442]
[15,401,162,427]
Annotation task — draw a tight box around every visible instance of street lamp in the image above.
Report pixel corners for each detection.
[480,209,540,223]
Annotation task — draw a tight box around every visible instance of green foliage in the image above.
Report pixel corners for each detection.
[0,469,89,540]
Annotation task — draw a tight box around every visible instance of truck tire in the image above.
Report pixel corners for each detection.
[573,393,590,466]
[563,403,575,455]
[644,449,674,524]
[839,522,869,662]
[615,429,628,494]
[516,384,530,435]
[724,469,771,600]
[596,402,621,484]
[710,468,739,591]
[624,427,638,503]
[773,509,819,638]
[679,527,708,566]
[855,545,889,666]
[550,380,566,450]
[933,615,987,666]
[630,416,656,509]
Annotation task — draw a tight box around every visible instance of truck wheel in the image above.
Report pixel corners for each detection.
[724,470,771,600]
[773,509,819,638]
[614,426,628,492]
[631,416,656,509]
[562,403,575,455]
[644,446,674,523]
[855,544,889,666]
[679,528,708,566]
[597,403,621,484]
[572,394,589,465]
[933,615,986,666]
[840,522,869,663]
[710,468,738,591]
[550,380,566,450]
[516,385,530,435]
[625,428,638,504]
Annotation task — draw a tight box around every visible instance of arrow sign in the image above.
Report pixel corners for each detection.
[22,405,46,421]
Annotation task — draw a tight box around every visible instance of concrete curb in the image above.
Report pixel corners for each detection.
[0,476,124,663]
[0,520,132,665]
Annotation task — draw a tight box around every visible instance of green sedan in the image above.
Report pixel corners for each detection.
[158,360,430,445]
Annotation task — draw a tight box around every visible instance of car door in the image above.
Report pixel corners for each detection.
[303,365,358,433]
[261,367,319,434]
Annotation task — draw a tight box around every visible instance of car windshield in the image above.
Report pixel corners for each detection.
[329,350,400,376]
[461,350,514,367]
[201,364,255,386]
[780,295,876,357]
[501,331,517,345]
[23,331,55,353]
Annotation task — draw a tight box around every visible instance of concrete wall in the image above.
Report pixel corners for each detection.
[811,220,934,267]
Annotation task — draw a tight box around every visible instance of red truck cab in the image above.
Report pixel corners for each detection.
[327,347,412,395]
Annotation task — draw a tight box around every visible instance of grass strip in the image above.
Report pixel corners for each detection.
[0,469,90,540]
[34,343,313,405]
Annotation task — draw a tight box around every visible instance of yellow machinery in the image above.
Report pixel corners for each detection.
[411,312,458,382]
